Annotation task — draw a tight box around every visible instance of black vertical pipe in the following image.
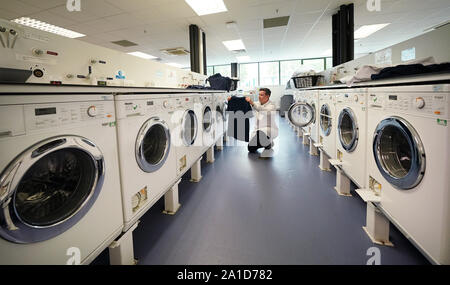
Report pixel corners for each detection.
[189,24,199,73]
[347,4,354,62]
[202,31,207,75]
[339,5,348,65]
[231,63,238,78]
[332,13,339,67]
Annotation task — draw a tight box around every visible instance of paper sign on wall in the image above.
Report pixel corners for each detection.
[401,47,416,62]
[375,48,392,65]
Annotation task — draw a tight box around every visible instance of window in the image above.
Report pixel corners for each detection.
[239,63,258,90]
[326,58,333,70]
[259,62,279,86]
[207,66,214,76]
[213,65,231,77]
[302,58,325,72]
[280,60,302,86]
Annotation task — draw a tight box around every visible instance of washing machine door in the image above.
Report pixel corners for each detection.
[320,104,332,136]
[203,106,213,132]
[0,136,104,244]
[287,102,315,128]
[338,108,359,152]
[373,116,426,190]
[181,109,198,146]
[135,117,171,173]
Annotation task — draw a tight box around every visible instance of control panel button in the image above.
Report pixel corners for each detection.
[414,97,425,109]
[87,106,98,117]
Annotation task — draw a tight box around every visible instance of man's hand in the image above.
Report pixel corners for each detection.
[245,96,254,106]
[227,96,231,101]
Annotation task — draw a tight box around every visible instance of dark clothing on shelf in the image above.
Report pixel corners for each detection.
[371,63,450,81]
[226,96,253,142]
[248,131,272,153]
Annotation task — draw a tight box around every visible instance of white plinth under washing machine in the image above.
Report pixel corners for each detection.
[0,93,123,264]
[305,90,320,143]
[199,94,215,149]
[114,94,178,231]
[366,84,450,265]
[319,90,338,159]
[335,88,368,188]
[171,95,201,176]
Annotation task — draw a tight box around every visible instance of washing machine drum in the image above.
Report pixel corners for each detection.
[203,106,213,132]
[136,117,171,173]
[287,102,315,128]
[0,136,104,243]
[373,117,426,190]
[216,104,224,121]
[181,109,198,146]
[338,108,359,152]
[320,104,332,136]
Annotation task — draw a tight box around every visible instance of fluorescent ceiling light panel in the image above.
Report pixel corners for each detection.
[185,0,227,16]
[12,17,85,38]
[127,52,157,59]
[354,23,390,39]
[166,63,184,68]
[223,40,245,51]
[236,56,250,62]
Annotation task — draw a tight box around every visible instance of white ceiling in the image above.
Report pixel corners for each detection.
[1,0,449,67]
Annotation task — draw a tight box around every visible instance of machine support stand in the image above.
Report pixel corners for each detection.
[364,203,394,247]
[163,180,181,215]
[296,127,303,138]
[216,135,224,151]
[319,149,331,171]
[334,167,352,196]
[190,157,203,182]
[309,139,319,156]
[355,190,393,247]
[206,145,215,163]
[109,222,139,265]
[303,133,310,145]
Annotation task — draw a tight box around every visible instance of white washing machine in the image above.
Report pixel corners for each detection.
[319,90,338,159]
[114,94,178,231]
[335,88,368,188]
[366,84,450,265]
[305,90,320,143]
[213,93,225,143]
[0,93,123,264]
[199,94,215,150]
[287,91,316,135]
[171,95,201,176]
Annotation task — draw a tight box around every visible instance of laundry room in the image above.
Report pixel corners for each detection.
[0,0,449,272]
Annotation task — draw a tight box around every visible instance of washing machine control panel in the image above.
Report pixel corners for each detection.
[23,101,115,132]
[369,93,448,117]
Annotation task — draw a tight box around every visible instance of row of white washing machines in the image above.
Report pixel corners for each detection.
[0,89,230,265]
[287,83,449,265]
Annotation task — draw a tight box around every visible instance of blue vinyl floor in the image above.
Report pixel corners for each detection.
[92,116,429,265]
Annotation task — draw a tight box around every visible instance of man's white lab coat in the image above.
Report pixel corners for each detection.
[251,100,279,139]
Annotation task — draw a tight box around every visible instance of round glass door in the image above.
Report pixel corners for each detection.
[373,117,425,190]
[203,106,212,132]
[182,110,198,146]
[288,102,315,128]
[0,136,104,243]
[320,104,332,136]
[136,117,171,173]
[338,108,359,152]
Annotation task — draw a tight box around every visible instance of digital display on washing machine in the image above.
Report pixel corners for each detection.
[147,101,154,106]
[389,95,398,101]
[35,107,56,116]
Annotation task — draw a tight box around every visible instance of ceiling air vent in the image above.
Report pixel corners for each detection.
[111,40,138,47]
[263,16,290,29]
[232,49,247,54]
[161,47,190,56]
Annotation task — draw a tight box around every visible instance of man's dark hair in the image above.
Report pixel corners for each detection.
[259,88,271,97]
